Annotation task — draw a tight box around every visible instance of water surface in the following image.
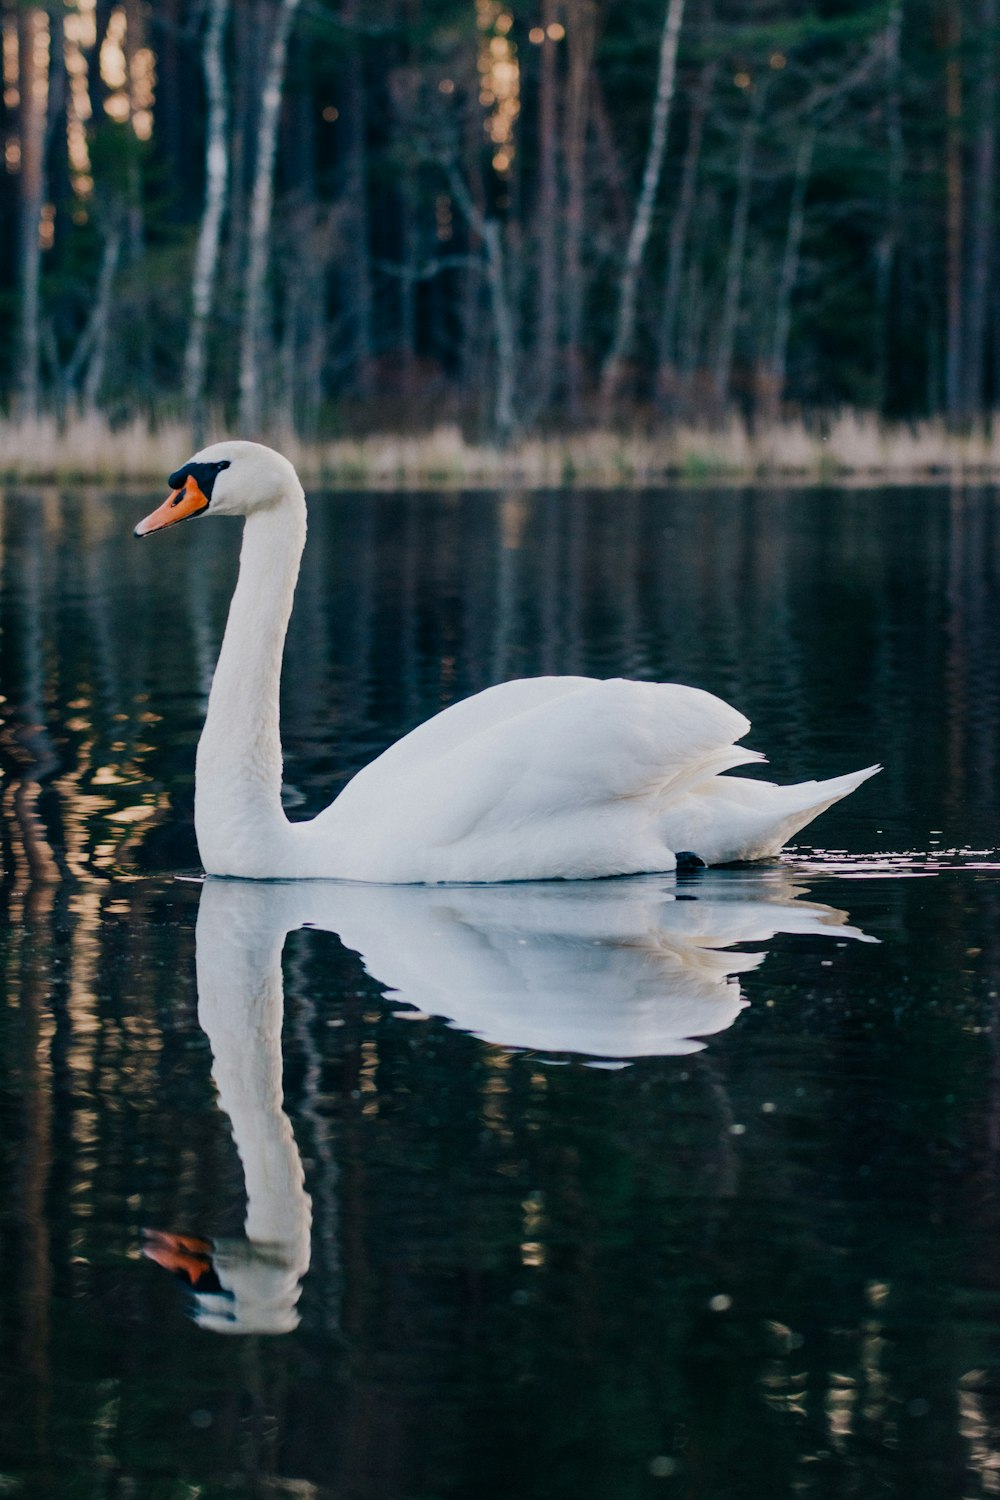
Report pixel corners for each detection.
[1,484,999,1498]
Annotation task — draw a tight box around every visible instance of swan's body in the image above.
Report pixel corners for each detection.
[135,441,879,882]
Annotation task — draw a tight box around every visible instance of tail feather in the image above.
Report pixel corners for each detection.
[794,763,883,808]
[740,762,883,859]
[660,763,883,865]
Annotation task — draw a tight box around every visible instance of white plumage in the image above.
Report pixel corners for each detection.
[135,441,879,883]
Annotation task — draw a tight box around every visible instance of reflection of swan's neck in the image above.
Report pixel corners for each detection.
[195,905,312,1273]
[195,495,306,874]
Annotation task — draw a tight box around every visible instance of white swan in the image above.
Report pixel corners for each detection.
[134,441,880,882]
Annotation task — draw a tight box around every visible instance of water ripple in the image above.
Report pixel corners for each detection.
[787,847,1000,877]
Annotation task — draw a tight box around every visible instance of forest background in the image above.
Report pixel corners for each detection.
[0,0,997,480]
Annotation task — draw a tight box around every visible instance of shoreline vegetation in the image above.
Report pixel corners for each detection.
[5,412,1000,488]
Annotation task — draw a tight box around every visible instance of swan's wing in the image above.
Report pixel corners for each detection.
[347,676,594,772]
[320,677,760,876]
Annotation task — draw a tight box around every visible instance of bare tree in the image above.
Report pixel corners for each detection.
[534,0,560,414]
[80,216,123,414]
[447,165,518,442]
[713,82,765,409]
[656,57,716,408]
[944,0,963,422]
[238,0,302,435]
[185,0,231,447]
[562,0,597,420]
[963,0,996,417]
[340,0,375,397]
[16,6,51,421]
[599,0,687,415]
[874,0,903,414]
[758,124,815,422]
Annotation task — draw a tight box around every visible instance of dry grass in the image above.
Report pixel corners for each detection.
[5,410,1000,486]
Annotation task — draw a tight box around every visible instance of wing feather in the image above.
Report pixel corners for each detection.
[326,677,756,853]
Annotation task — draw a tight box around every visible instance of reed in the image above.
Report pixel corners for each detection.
[4,410,1000,486]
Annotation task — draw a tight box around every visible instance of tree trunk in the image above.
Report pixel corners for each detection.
[447,166,518,442]
[534,0,560,415]
[45,4,68,264]
[944,0,964,422]
[340,0,374,398]
[655,57,716,408]
[389,66,419,400]
[562,0,597,420]
[238,0,301,435]
[599,0,687,415]
[81,220,123,414]
[759,124,815,422]
[224,2,263,313]
[399,171,418,398]
[963,0,995,417]
[874,0,903,414]
[184,0,231,447]
[16,6,50,421]
[713,82,764,409]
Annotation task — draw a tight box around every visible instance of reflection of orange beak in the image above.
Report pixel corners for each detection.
[134,474,209,537]
[143,1228,215,1286]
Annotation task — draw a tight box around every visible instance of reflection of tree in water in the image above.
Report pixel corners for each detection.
[2,486,1000,1492]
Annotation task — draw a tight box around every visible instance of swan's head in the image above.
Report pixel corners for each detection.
[133,440,302,537]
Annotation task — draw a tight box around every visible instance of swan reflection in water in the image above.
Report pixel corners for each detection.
[145,871,873,1332]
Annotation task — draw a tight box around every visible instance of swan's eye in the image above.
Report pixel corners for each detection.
[166,460,231,501]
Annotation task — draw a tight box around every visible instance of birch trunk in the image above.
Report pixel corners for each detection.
[63,217,120,396]
[562,0,597,420]
[534,0,560,413]
[81,221,123,414]
[341,0,374,398]
[399,172,418,396]
[590,81,631,240]
[457,95,487,392]
[599,0,686,415]
[655,58,715,407]
[944,0,963,422]
[874,0,903,413]
[238,0,301,435]
[713,83,764,409]
[184,0,230,447]
[448,166,518,442]
[224,3,261,310]
[963,0,995,417]
[16,7,50,421]
[759,125,815,422]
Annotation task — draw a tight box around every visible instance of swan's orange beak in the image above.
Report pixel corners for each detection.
[134,473,209,537]
[143,1229,216,1285]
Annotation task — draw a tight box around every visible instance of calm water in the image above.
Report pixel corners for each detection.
[1,483,1000,1499]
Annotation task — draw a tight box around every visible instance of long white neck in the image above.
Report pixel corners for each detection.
[195,493,306,877]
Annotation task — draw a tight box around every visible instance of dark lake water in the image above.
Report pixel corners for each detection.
[1,482,1000,1498]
